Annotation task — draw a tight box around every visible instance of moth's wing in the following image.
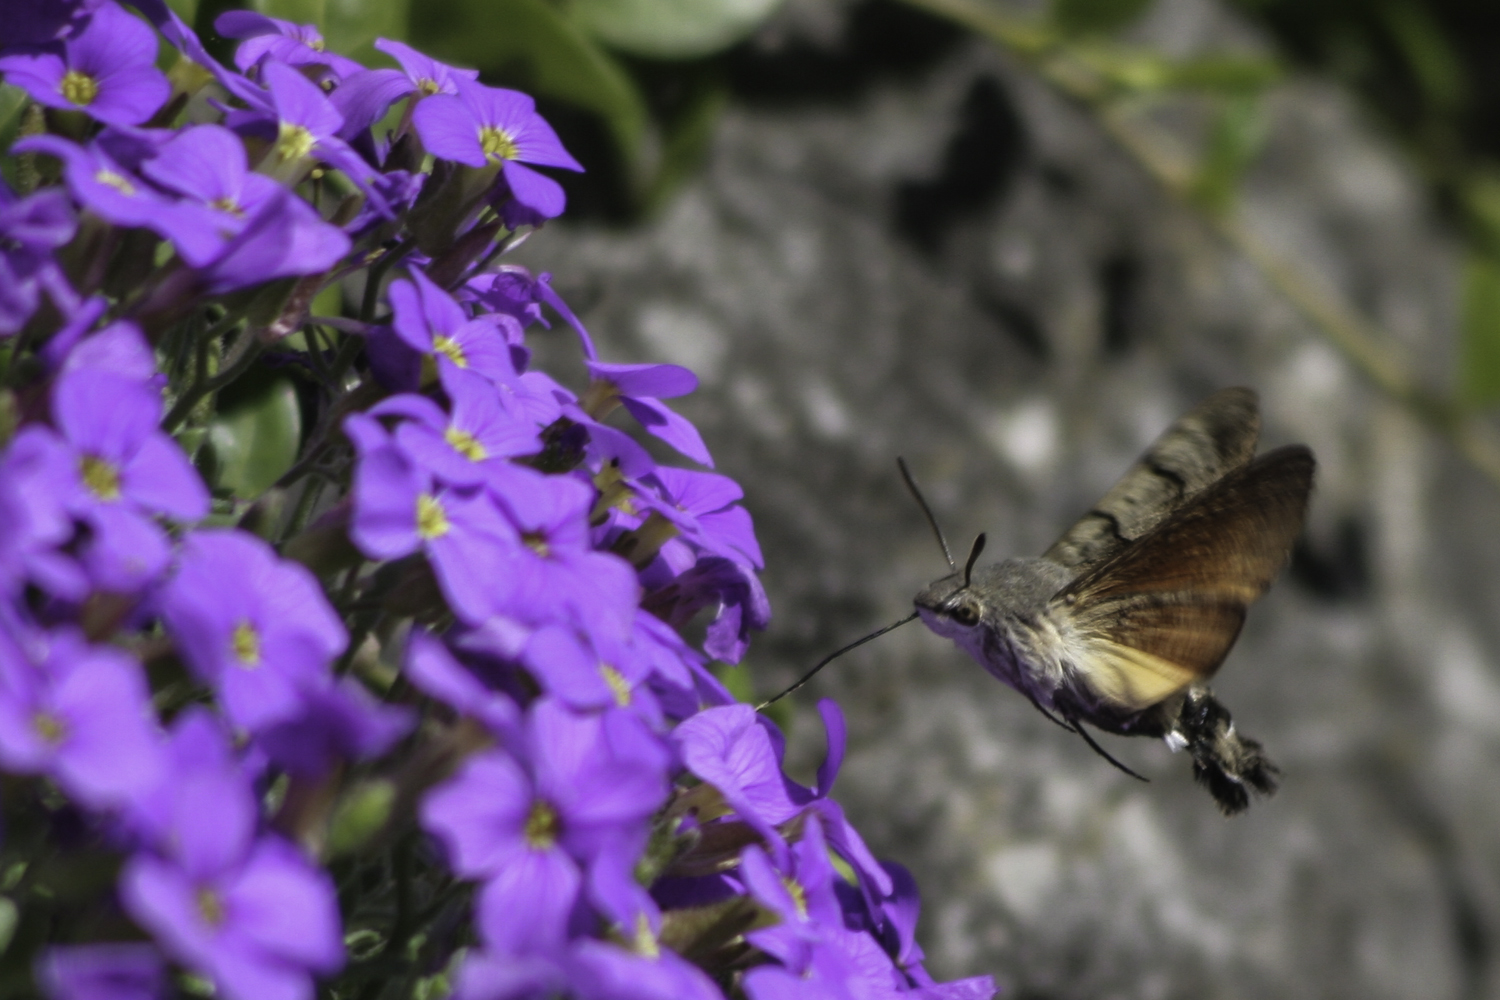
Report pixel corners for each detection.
[1043,387,1262,573]
[1052,444,1315,712]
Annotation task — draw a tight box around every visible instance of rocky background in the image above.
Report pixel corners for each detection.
[511,1,1500,995]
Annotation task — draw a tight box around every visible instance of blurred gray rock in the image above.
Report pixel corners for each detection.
[513,0,1500,996]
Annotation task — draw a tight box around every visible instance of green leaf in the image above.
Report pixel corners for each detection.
[1378,0,1463,114]
[409,0,648,167]
[1159,55,1280,94]
[1050,0,1155,37]
[325,0,412,62]
[1187,94,1266,216]
[1460,253,1500,407]
[208,372,303,499]
[567,0,785,60]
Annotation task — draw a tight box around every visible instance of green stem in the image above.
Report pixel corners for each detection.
[161,323,263,433]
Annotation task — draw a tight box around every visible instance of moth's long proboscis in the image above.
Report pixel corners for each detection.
[756,612,920,711]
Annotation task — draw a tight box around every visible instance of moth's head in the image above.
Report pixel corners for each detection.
[914,574,987,640]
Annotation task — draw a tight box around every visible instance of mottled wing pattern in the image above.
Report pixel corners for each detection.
[1043,387,1262,573]
[1053,445,1315,711]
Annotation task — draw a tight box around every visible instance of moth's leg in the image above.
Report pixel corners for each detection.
[1066,717,1150,783]
[1171,687,1279,814]
[1022,692,1074,733]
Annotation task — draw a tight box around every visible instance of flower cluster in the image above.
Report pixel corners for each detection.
[0,4,995,1000]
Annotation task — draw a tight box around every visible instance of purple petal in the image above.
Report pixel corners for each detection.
[474,847,580,955]
[262,60,343,139]
[586,362,698,401]
[620,397,713,467]
[498,161,566,221]
[53,367,158,465]
[225,837,344,972]
[120,431,209,520]
[411,94,486,167]
[37,943,166,1000]
[421,750,533,878]
[80,504,172,592]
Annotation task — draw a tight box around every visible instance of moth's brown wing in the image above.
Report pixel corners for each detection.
[1051,445,1315,712]
[1043,387,1262,573]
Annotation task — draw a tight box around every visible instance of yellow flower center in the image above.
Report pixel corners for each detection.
[80,454,122,501]
[275,121,317,163]
[478,125,518,163]
[416,493,450,540]
[33,711,65,744]
[524,800,560,849]
[631,913,659,959]
[416,78,441,97]
[94,170,136,197]
[783,877,808,919]
[197,887,226,926]
[232,621,261,667]
[432,335,467,368]
[60,70,99,106]
[600,664,631,707]
[445,426,486,462]
[309,38,325,51]
[521,531,549,558]
[211,196,244,217]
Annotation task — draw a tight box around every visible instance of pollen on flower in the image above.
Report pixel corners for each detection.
[79,454,122,501]
[600,663,632,707]
[631,913,660,960]
[232,621,261,667]
[32,711,65,744]
[782,876,808,919]
[445,426,487,461]
[478,125,519,163]
[212,196,245,217]
[196,887,226,927]
[416,493,450,539]
[94,170,137,197]
[521,530,549,557]
[524,800,560,849]
[417,78,441,96]
[59,70,100,106]
[432,335,468,367]
[275,121,317,163]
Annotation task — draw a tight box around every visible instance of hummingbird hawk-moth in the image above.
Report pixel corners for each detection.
[760,388,1314,815]
[913,387,1314,814]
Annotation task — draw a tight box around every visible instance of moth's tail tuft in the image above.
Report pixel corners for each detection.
[1172,688,1279,815]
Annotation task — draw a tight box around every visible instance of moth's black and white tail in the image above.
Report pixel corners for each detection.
[1168,687,1279,815]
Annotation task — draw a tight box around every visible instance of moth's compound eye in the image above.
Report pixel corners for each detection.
[949,602,980,627]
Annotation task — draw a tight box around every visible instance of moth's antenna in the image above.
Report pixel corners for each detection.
[897,457,955,573]
[756,613,919,711]
[963,533,986,588]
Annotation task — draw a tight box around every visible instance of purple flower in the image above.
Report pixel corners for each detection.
[741,816,843,971]
[215,11,361,81]
[412,78,582,222]
[0,624,162,809]
[372,363,542,488]
[346,413,512,624]
[120,711,343,1000]
[13,133,184,234]
[253,676,414,777]
[137,125,282,266]
[387,267,521,384]
[330,41,478,140]
[36,944,165,1000]
[640,466,762,568]
[121,835,344,1000]
[485,465,640,641]
[645,554,770,664]
[20,366,207,591]
[462,267,599,360]
[421,699,669,951]
[0,181,77,335]
[582,361,713,467]
[159,530,347,732]
[190,186,351,294]
[0,1,169,126]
